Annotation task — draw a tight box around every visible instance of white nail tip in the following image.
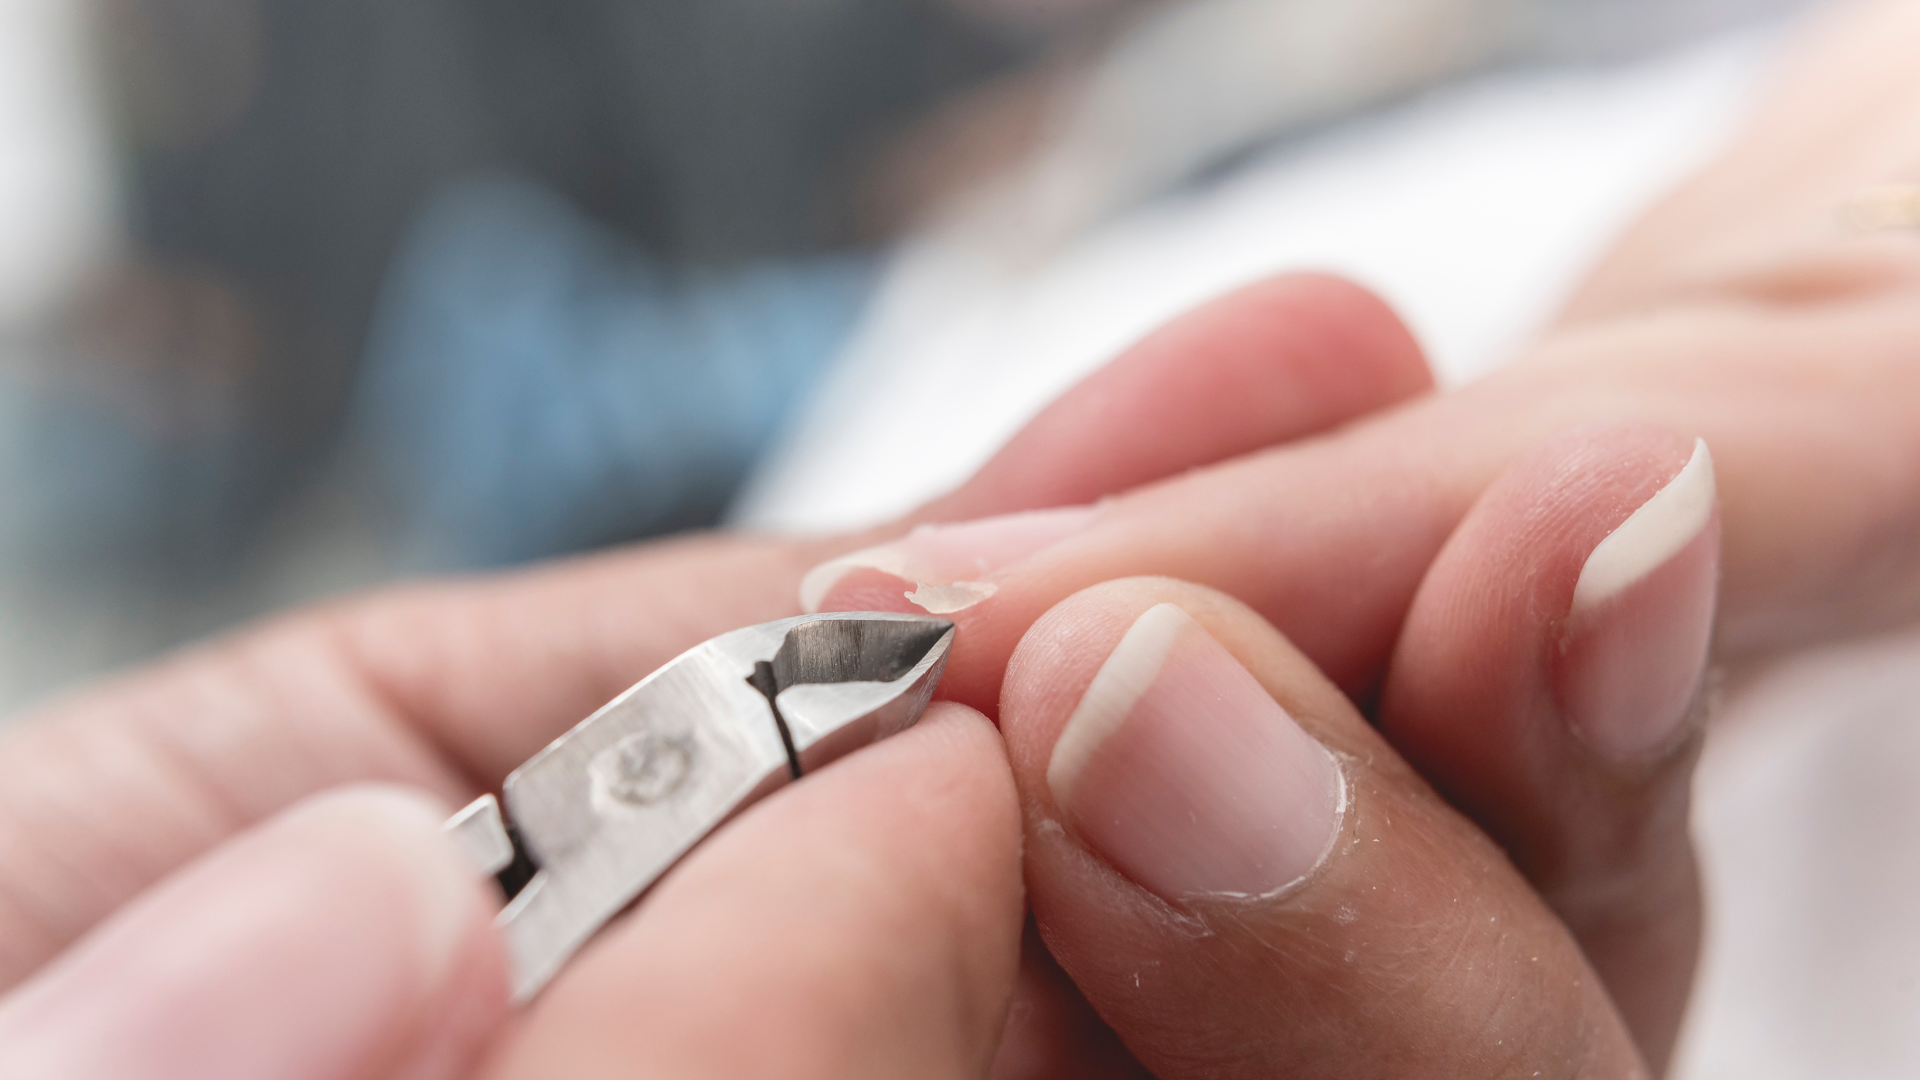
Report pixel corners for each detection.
[1572,439,1717,614]
[1046,603,1191,806]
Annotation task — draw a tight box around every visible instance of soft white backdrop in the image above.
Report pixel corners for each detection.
[731,31,1766,532]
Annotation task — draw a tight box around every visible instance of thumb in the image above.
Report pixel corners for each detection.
[999,579,1647,1078]
[0,786,508,1080]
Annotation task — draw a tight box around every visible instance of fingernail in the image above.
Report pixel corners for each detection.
[799,505,1098,614]
[1557,439,1720,760]
[0,786,495,1080]
[1046,603,1343,901]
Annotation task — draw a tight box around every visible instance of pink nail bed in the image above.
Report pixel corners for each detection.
[1046,604,1343,901]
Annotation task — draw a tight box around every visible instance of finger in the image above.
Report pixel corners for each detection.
[0,786,507,1080]
[797,272,1428,620]
[813,274,1920,715]
[1379,425,1718,1071]
[989,921,1154,1080]
[483,702,1023,1080]
[0,607,489,992]
[923,272,1430,521]
[0,271,1425,987]
[803,399,1472,707]
[999,578,1646,1078]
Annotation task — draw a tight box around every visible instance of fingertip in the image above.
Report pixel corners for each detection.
[1233,272,1433,399]
[1000,577,1335,781]
[1383,421,1713,764]
[880,699,1023,827]
[0,785,509,1080]
[933,273,1432,520]
[913,699,1011,758]
[293,786,490,982]
[1037,600,1342,901]
[1561,438,1720,760]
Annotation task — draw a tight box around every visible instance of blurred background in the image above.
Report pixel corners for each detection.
[11,2,1920,1078]
[0,0,1808,712]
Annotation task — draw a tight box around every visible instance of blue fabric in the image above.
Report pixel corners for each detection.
[355,174,876,567]
[0,365,249,579]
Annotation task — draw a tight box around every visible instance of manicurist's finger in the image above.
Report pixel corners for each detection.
[999,578,1647,1078]
[1379,424,1718,1071]
[0,786,507,1080]
[483,702,1024,1080]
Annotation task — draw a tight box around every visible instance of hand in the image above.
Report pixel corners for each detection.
[0,276,1427,1076]
[0,421,1718,1080]
[0,708,1025,1080]
[796,7,1920,1069]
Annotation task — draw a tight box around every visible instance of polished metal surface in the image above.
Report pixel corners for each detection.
[442,794,515,878]
[444,611,954,1002]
